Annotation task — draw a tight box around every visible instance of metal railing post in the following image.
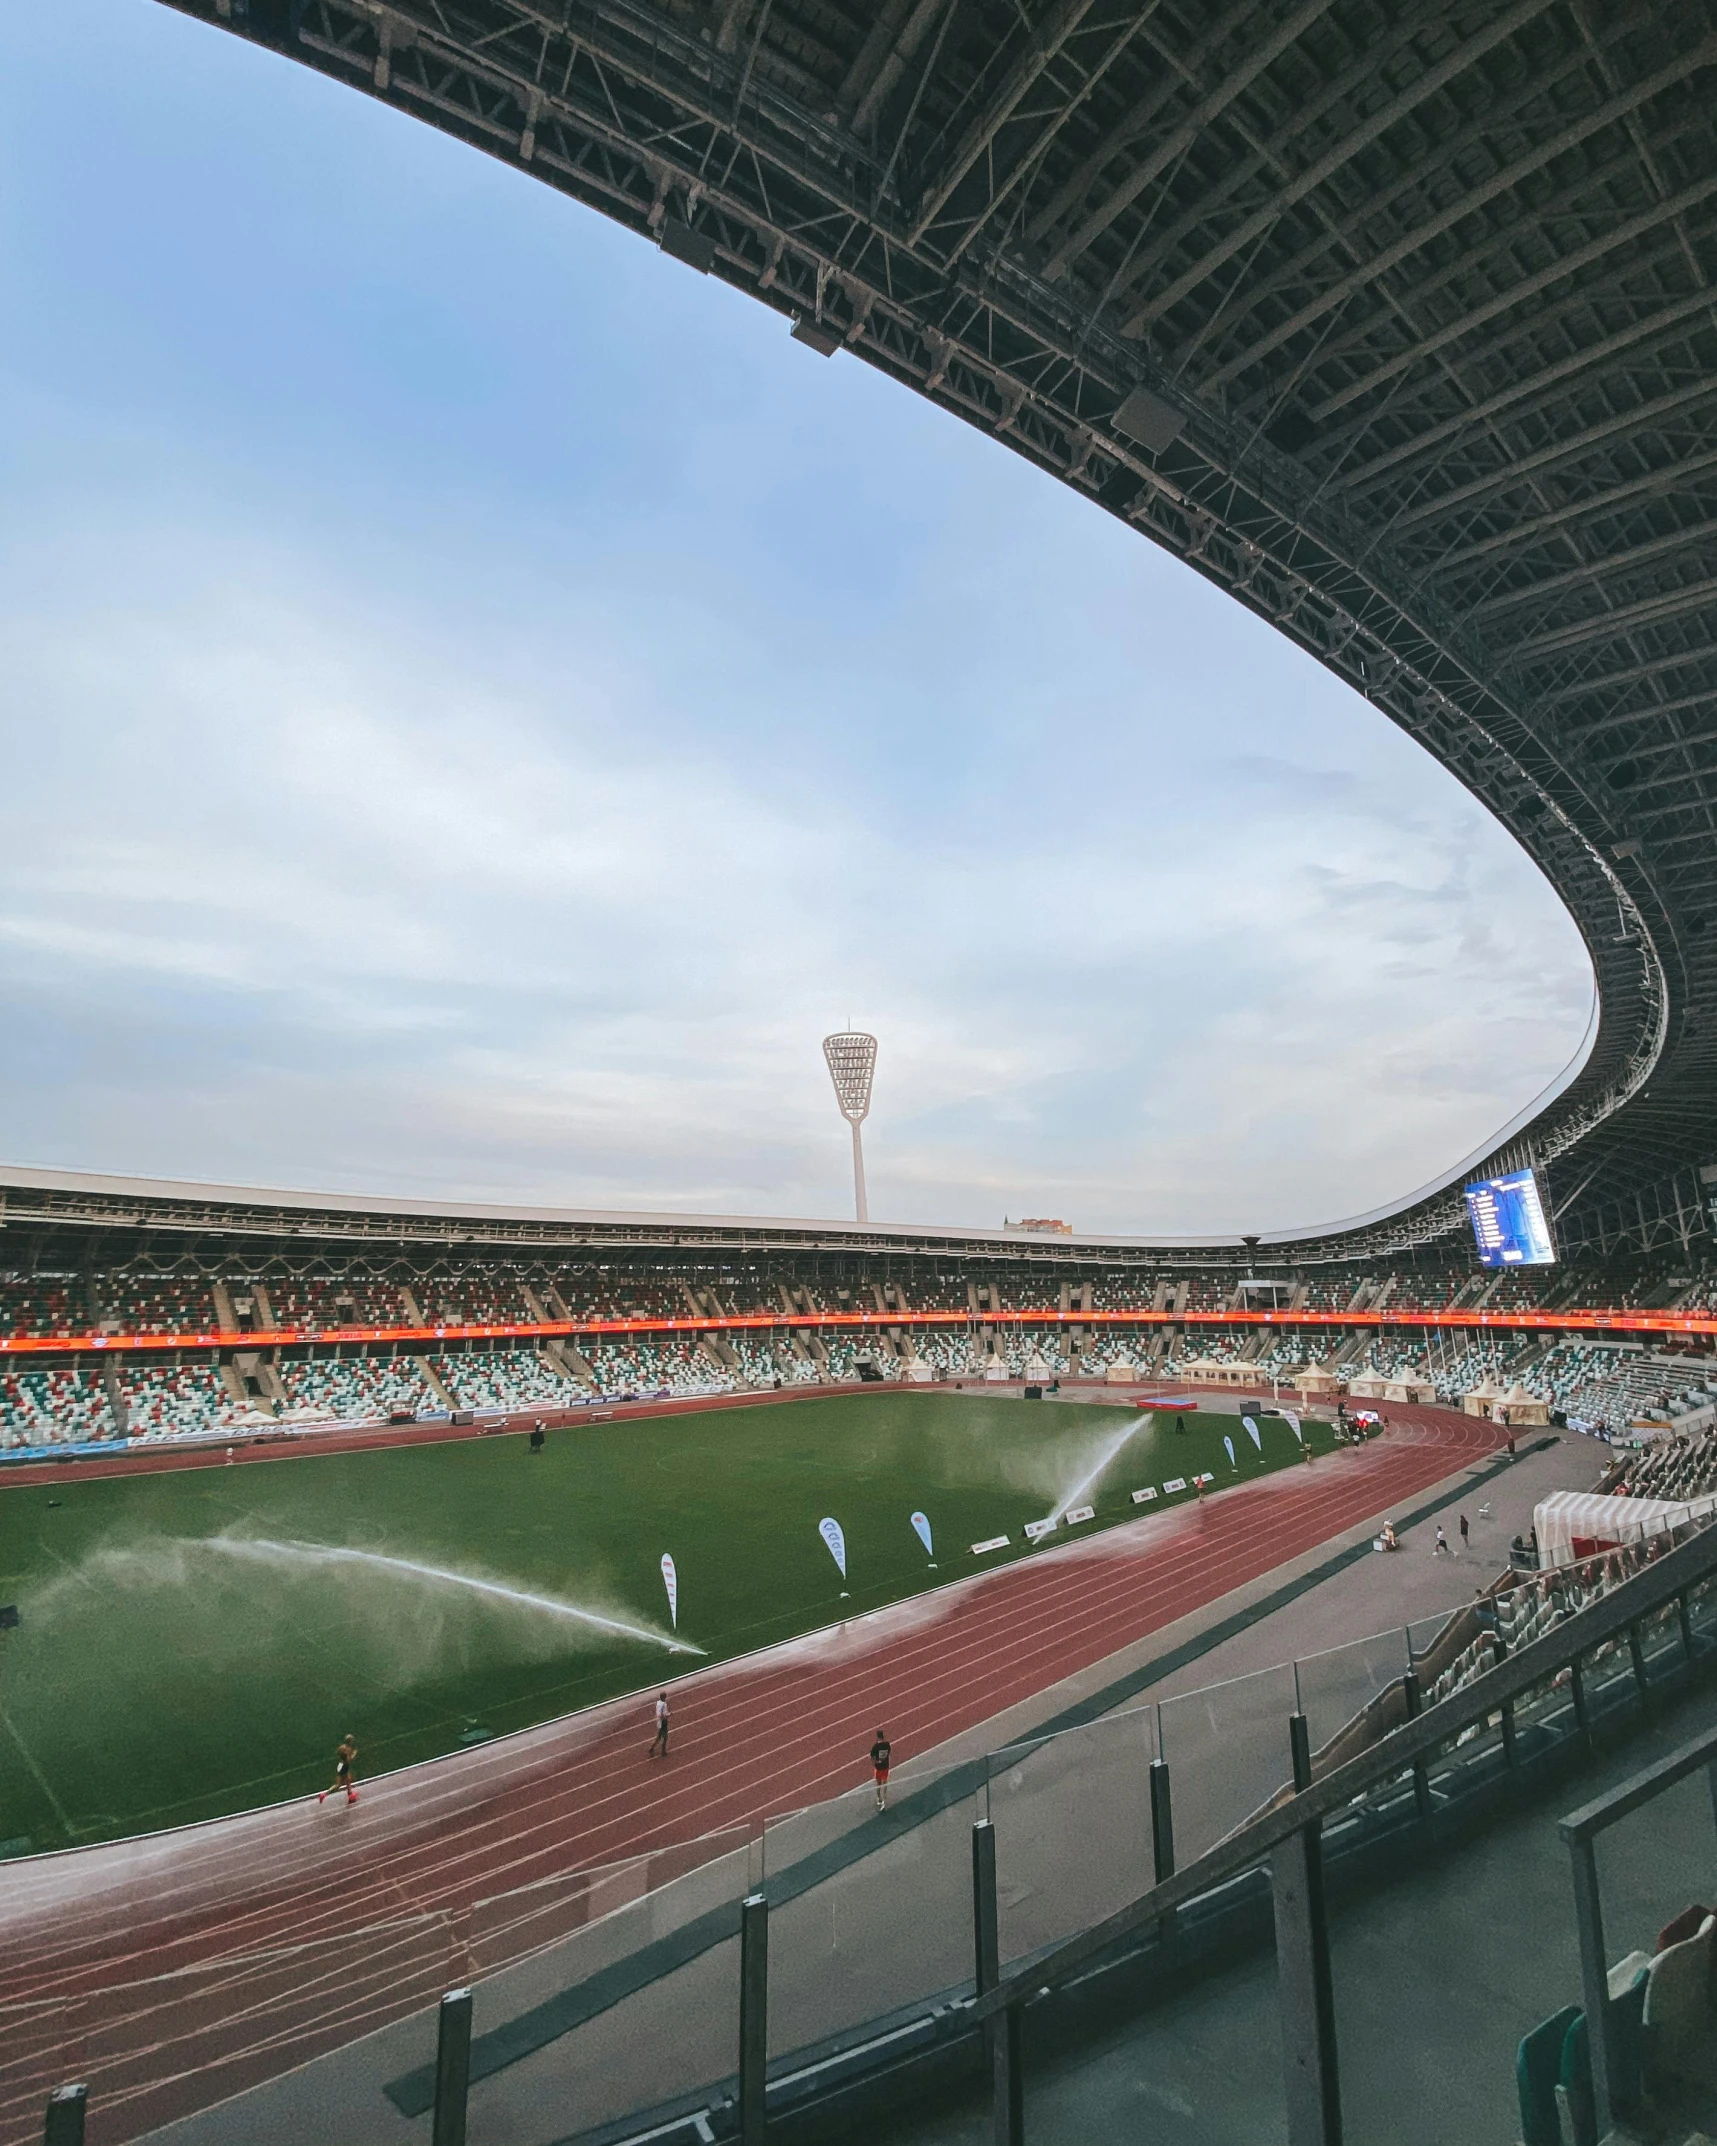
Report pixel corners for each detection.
[42,2086,86,2146]
[1678,1590,1695,1660]
[740,1893,769,2145]
[431,1988,472,2146]
[1149,1754,1176,1938]
[1628,1621,1649,1693]
[1272,1820,1342,2146]
[1400,1671,1432,1820]
[1289,1712,1313,1793]
[1568,1836,1616,2136]
[972,1817,1000,2068]
[1570,1652,1590,1730]
[992,1998,1024,2146]
[1149,1757,1175,1882]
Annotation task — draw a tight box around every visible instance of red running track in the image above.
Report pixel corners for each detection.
[0,1399,1504,2143]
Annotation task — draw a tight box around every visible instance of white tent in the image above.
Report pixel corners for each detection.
[901,1354,935,1384]
[1346,1369,1390,1400]
[1498,1381,1550,1426]
[983,1360,1010,1383]
[1104,1359,1139,1384]
[1021,1352,1055,1384]
[1463,1376,1503,1418]
[1383,1367,1438,1405]
[1531,1488,1717,1568]
[1296,1365,1342,1395]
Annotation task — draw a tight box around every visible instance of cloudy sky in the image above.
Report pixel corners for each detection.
[0,1,1595,1237]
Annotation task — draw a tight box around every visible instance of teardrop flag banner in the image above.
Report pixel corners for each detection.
[1243,1415,1263,1452]
[819,1516,848,1578]
[910,1511,934,1560]
[1283,1409,1303,1444]
[1223,1434,1237,1469]
[661,1553,678,1630]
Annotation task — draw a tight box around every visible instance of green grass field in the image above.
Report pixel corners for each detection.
[0,1391,1329,1853]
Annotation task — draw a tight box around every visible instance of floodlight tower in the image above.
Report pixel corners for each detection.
[822,1032,877,1224]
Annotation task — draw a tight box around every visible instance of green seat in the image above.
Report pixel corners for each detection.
[1558,1973,1650,2146]
[1518,2004,1579,2146]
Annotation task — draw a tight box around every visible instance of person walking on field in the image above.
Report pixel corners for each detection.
[318,1733,359,1806]
[1434,1524,1449,1556]
[648,1692,670,1759]
[1459,1512,1470,1552]
[870,1729,892,1811]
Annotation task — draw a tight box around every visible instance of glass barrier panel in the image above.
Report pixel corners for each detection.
[1334,1709,1717,2146]
[467,1824,750,1978]
[467,1861,747,2146]
[764,1761,980,2062]
[987,1706,1157,1967]
[1296,1628,1411,1770]
[1635,1596,1685,1681]
[1157,1660,1298,1864]
[759,1758,977,1889]
[69,1911,453,2142]
[0,1999,71,2140]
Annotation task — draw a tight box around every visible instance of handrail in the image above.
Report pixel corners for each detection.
[1559,1717,1717,1844]
[971,1512,1717,2022]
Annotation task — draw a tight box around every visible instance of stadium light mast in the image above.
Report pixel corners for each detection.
[822,1032,877,1224]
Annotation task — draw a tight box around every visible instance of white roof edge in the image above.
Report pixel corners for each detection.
[0,1159,1250,1250]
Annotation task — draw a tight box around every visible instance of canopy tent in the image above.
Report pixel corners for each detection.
[1346,1369,1390,1400]
[1180,1357,1250,1385]
[1021,1352,1055,1384]
[1295,1365,1343,1395]
[1463,1376,1503,1417]
[901,1354,934,1384]
[1104,1359,1140,1384]
[1531,1488,1715,1568]
[1384,1367,1438,1404]
[1498,1381,1550,1426]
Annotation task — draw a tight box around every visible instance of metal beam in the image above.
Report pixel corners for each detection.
[1201,32,1717,396]
[1306,171,1717,426]
[907,0,1095,244]
[1429,447,1717,575]
[1390,377,1717,532]
[1122,0,1550,336]
[1540,644,1717,704]
[1334,284,1717,496]
[1023,0,1256,249]
[1470,522,1717,620]
[1511,580,1717,662]
[1044,0,1333,277]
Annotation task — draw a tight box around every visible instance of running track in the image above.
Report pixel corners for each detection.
[0,1399,1505,2143]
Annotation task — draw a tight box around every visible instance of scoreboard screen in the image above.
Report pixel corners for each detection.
[1464,1168,1555,1269]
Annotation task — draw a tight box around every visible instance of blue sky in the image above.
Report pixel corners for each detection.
[0,0,1593,1235]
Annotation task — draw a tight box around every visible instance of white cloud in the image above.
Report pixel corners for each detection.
[0,0,1594,1235]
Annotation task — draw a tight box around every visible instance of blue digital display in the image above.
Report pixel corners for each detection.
[1464,1168,1556,1268]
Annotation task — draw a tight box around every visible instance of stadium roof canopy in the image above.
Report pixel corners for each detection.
[144,0,1717,1259]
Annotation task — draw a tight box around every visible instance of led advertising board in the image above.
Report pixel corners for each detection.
[1464,1167,1556,1269]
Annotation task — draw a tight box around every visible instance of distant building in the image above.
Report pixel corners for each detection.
[1008,1218,1073,1235]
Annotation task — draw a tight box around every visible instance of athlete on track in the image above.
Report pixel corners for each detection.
[318,1734,360,1806]
[870,1728,892,1811]
[648,1692,670,1759]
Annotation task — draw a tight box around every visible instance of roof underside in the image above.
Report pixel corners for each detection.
[155,0,1717,1252]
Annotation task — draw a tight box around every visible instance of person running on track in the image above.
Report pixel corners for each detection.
[870,1728,892,1811]
[318,1734,359,1806]
[649,1692,670,1759]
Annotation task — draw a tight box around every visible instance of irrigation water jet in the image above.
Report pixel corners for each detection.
[1042,1418,1142,1531]
[205,1537,704,1655]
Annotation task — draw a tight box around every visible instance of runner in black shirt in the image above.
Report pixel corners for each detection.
[870,1729,892,1811]
[318,1733,359,1807]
